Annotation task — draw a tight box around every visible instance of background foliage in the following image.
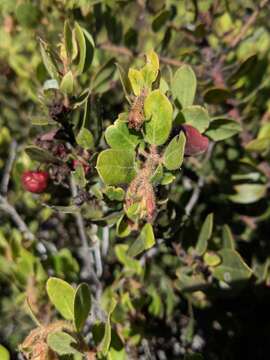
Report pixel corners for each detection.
[1,0,270,359]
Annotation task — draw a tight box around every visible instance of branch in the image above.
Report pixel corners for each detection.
[70,176,101,286]
[0,195,35,241]
[98,42,185,67]
[185,142,215,217]
[1,140,17,195]
[230,0,268,48]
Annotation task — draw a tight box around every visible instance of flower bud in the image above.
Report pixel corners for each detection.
[21,171,49,193]
[181,124,209,156]
[72,159,90,174]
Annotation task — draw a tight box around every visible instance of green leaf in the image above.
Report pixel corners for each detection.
[74,22,94,74]
[104,186,125,201]
[25,146,60,163]
[141,49,159,89]
[144,90,173,145]
[39,41,59,81]
[195,213,214,256]
[74,283,92,332]
[72,164,86,188]
[212,249,252,283]
[64,20,73,61]
[128,223,155,257]
[74,22,86,74]
[116,215,132,238]
[128,68,144,96]
[116,63,132,104]
[115,244,143,274]
[180,106,210,133]
[100,298,117,356]
[92,58,115,93]
[206,118,241,141]
[47,331,81,356]
[76,128,94,149]
[46,277,75,320]
[15,3,40,28]
[229,184,266,204]
[0,345,10,360]
[105,120,140,150]
[245,137,270,153]
[171,65,197,108]
[152,10,170,32]
[82,28,95,69]
[96,149,136,186]
[60,71,74,94]
[228,54,257,84]
[203,87,230,104]
[203,251,221,267]
[163,132,186,170]
[222,225,235,250]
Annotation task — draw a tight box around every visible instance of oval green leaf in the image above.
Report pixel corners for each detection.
[144,90,172,145]
[96,149,136,185]
[163,132,186,170]
[180,106,210,133]
[105,120,140,150]
[195,213,214,256]
[171,65,197,108]
[46,277,75,320]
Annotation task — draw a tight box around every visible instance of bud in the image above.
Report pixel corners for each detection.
[21,171,49,193]
[181,124,209,156]
[72,159,90,174]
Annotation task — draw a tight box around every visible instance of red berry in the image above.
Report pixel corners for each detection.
[181,124,209,156]
[72,159,90,174]
[21,171,49,193]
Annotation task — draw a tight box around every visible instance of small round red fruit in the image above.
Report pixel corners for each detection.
[181,124,209,156]
[21,171,49,193]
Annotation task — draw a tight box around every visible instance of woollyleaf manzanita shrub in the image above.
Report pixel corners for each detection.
[14,20,253,359]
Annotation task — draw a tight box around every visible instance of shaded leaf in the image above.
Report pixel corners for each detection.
[229,184,266,204]
[180,106,210,133]
[25,146,60,164]
[76,128,94,149]
[74,283,91,332]
[203,87,230,104]
[171,65,197,108]
[212,249,252,283]
[206,118,241,141]
[163,132,186,170]
[128,68,144,96]
[128,223,155,257]
[195,213,214,256]
[47,331,81,355]
[60,70,74,94]
[222,225,235,250]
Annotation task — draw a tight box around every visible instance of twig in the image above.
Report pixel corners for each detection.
[1,140,17,195]
[185,142,215,217]
[0,142,35,241]
[98,42,185,67]
[70,176,100,286]
[102,226,109,257]
[230,0,268,49]
[0,195,35,241]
